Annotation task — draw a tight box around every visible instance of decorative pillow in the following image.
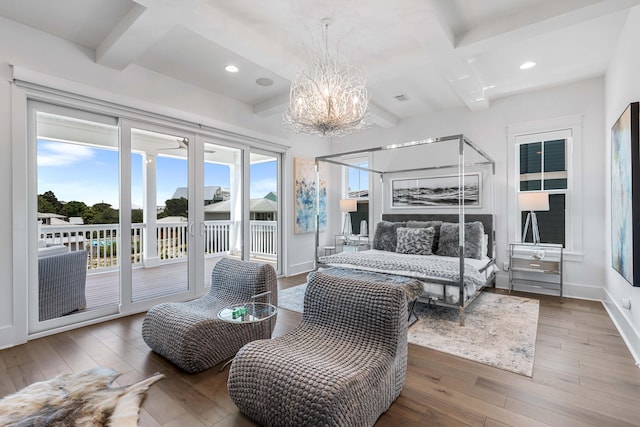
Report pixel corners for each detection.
[396,227,435,255]
[436,221,485,259]
[406,220,443,253]
[372,221,405,252]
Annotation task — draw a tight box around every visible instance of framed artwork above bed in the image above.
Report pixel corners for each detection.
[391,173,481,208]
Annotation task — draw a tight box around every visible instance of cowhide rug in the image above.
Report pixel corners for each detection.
[0,367,164,426]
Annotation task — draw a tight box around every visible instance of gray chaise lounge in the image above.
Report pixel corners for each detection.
[142,257,277,373]
[228,271,408,427]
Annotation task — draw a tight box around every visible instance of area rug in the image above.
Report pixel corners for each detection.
[278,283,539,376]
[0,367,164,426]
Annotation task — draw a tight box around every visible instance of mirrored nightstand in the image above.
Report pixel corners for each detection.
[335,234,370,253]
[509,242,563,300]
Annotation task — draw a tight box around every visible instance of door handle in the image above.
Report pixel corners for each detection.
[189,222,194,236]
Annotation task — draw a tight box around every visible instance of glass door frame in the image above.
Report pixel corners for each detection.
[248,147,282,275]
[27,101,121,334]
[119,119,199,314]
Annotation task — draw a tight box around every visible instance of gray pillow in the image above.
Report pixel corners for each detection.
[406,220,443,253]
[372,221,405,252]
[396,227,435,255]
[436,221,485,259]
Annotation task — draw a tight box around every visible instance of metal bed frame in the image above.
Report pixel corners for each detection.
[313,134,496,325]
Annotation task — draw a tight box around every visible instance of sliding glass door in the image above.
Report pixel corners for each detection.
[249,151,280,273]
[199,141,243,287]
[28,102,283,334]
[30,103,121,331]
[126,125,194,304]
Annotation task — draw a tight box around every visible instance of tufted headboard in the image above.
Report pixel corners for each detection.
[381,213,495,258]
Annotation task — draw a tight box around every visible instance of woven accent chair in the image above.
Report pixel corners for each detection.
[38,250,88,321]
[142,257,277,374]
[228,271,408,427]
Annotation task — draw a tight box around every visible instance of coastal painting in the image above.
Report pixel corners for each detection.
[294,158,327,234]
[611,102,640,287]
[392,173,481,208]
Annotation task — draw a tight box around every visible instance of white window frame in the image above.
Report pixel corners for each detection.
[507,115,583,262]
[341,154,370,200]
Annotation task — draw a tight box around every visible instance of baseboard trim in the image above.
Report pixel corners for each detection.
[602,289,640,368]
[0,324,26,351]
[495,274,602,301]
[287,261,315,277]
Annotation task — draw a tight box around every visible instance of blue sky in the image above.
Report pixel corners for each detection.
[37,140,277,209]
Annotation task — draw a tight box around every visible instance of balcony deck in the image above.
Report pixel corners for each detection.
[84,255,276,312]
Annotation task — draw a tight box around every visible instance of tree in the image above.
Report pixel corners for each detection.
[164,197,188,217]
[132,209,144,223]
[38,191,63,214]
[61,200,88,219]
[87,202,119,224]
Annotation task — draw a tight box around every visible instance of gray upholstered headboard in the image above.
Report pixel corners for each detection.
[381,213,495,257]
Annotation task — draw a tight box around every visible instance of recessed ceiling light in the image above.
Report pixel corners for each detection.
[256,77,274,87]
[520,61,536,70]
[225,65,239,73]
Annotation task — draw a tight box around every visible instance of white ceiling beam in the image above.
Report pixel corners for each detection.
[253,93,291,117]
[409,1,489,111]
[368,102,399,128]
[456,0,640,54]
[96,0,208,70]
[96,4,165,70]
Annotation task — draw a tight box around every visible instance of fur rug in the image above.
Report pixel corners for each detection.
[0,367,164,426]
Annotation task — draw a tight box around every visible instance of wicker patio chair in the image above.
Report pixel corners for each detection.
[38,249,88,321]
[141,257,277,374]
[227,271,408,427]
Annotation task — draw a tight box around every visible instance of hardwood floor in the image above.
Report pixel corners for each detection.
[1,277,639,426]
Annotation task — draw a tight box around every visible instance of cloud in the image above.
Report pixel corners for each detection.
[38,142,95,166]
[250,178,278,199]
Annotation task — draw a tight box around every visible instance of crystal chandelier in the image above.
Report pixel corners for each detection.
[284,18,369,138]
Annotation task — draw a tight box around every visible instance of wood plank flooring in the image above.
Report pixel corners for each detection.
[1,278,639,426]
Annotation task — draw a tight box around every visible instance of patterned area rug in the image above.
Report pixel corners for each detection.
[278,284,539,376]
[0,367,164,426]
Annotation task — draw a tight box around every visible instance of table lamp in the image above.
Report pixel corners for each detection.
[339,199,357,235]
[518,191,549,244]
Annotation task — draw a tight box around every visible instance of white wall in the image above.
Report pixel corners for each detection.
[0,17,331,348]
[334,77,606,298]
[604,6,640,365]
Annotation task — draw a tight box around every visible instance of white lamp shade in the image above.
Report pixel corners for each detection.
[518,192,550,211]
[339,199,357,212]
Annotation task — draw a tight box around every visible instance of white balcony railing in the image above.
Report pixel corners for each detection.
[40,220,277,272]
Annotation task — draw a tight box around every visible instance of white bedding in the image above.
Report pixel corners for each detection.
[318,249,497,304]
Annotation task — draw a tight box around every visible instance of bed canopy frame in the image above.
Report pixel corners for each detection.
[314,134,496,322]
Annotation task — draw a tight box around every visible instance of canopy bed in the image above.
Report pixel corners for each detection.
[314,134,496,325]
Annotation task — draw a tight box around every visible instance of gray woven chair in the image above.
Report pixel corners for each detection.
[142,257,277,374]
[38,250,88,321]
[228,271,408,427]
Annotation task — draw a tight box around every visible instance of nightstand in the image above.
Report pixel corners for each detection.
[509,242,563,300]
[335,234,370,253]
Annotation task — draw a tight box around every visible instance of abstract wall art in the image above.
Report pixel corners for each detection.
[611,102,640,287]
[294,157,327,234]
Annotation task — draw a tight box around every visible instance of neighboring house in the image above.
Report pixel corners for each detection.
[204,197,277,221]
[171,186,225,205]
[37,212,68,225]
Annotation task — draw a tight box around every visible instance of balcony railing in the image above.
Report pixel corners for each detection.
[40,220,277,273]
